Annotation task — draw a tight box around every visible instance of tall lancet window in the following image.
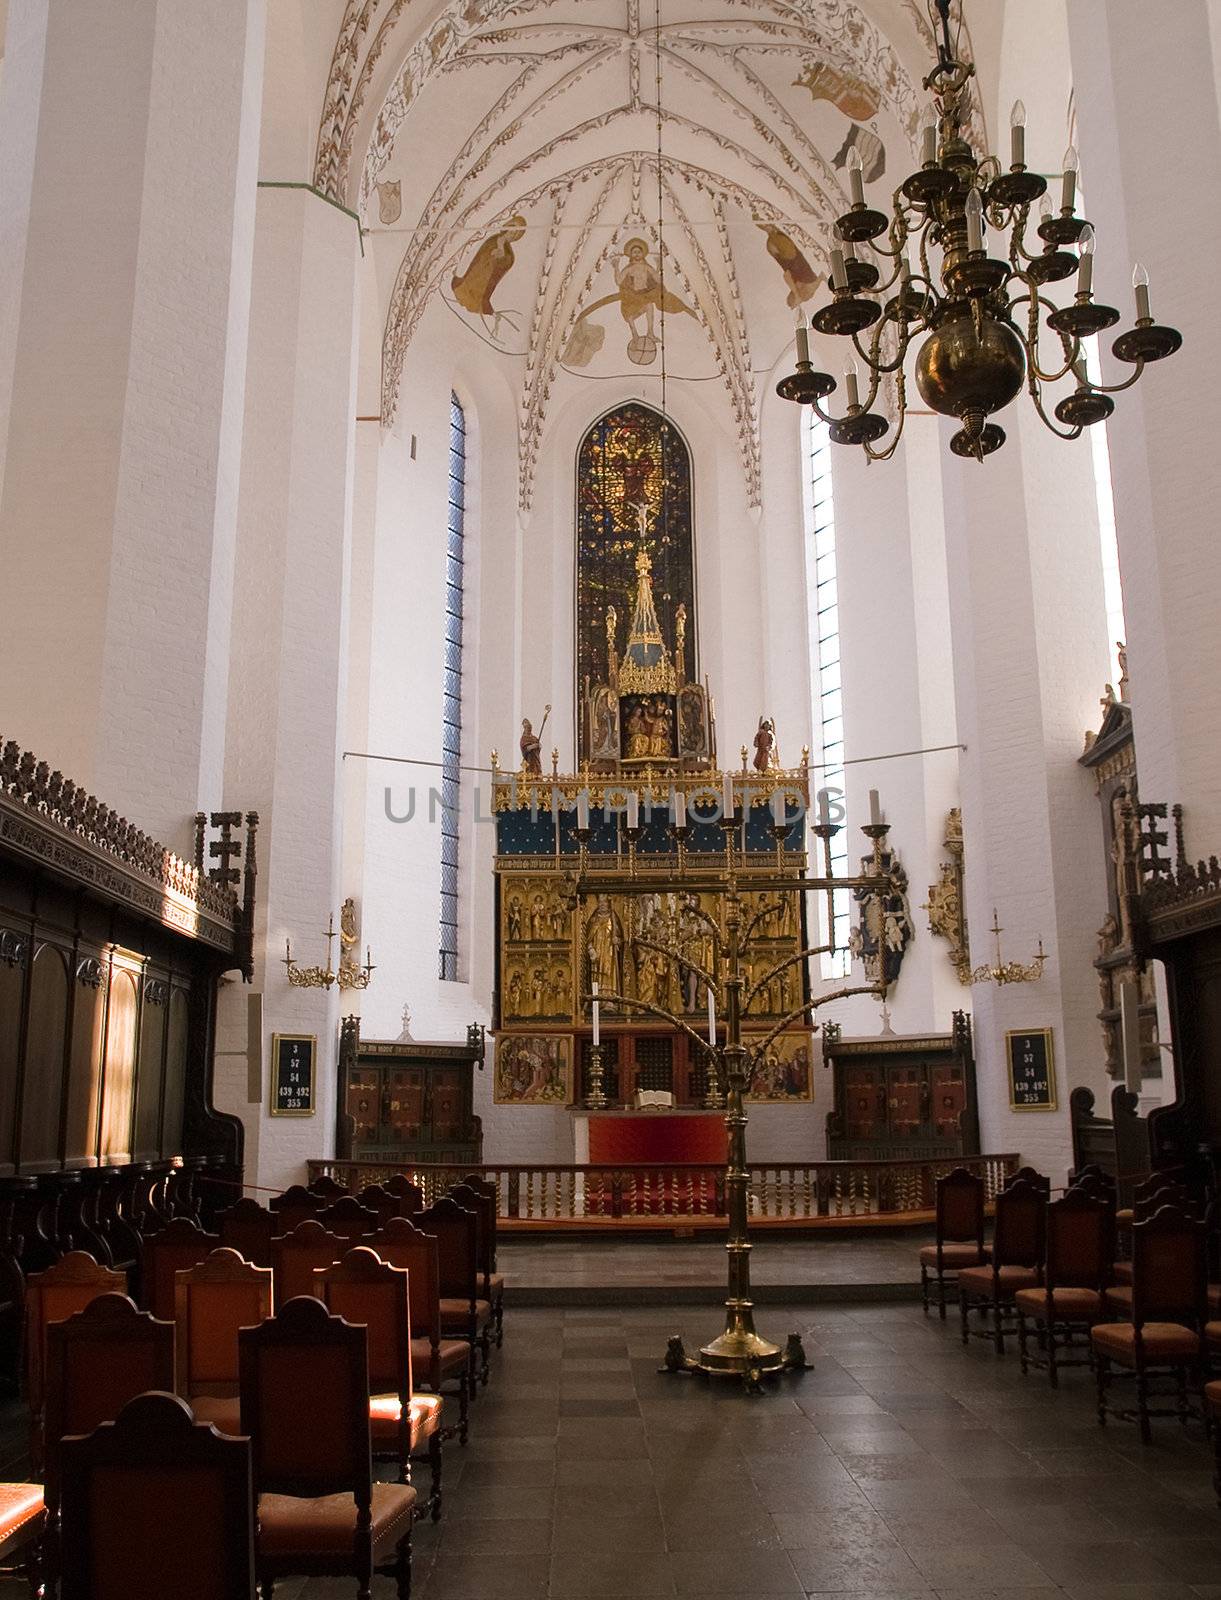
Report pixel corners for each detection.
[439,393,466,981]
[803,411,850,977]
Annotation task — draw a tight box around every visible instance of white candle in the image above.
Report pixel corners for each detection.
[1119,979,1141,1093]
[577,791,590,831]
[844,362,860,409]
[847,144,864,206]
[672,788,686,828]
[868,788,882,826]
[795,318,810,366]
[965,187,983,254]
[626,791,638,830]
[900,253,912,285]
[922,121,937,165]
[1133,261,1151,322]
[830,247,846,290]
[707,982,717,1047]
[817,788,830,826]
[592,980,600,1046]
[1010,99,1026,167]
[771,790,786,830]
[1077,224,1095,295]
[722,773,735,818]
[1061,145,1078,212]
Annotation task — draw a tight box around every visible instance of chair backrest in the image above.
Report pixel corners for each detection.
[217,1199,274,1269]
[268,1184,324,1236]
[1068,1171,1118,1209]
[44,1292,175,1509]
[1135,1177,1191,1221]
[1044,1188,1112,1290]
[271,1219,343,1304]
[317,1196,379,1246]
[369,1218,442,1346]
[416,1195,478,1303]
[239,1295,373,1502]
[1131,1202,1208,1326]
[25,1251,127,1416]
[175,1248,273,1397]
[307,1174,349,1201]
[934,1168,984,1247]
[141,1218,220,1322]
[385,1174,425,1214]
[316,1249,412,1464]
[356,1185,401,1228]
[991,1177,1046,1268]
[1004,1165,1051,1197]
[58,1391,255,1600]
[1070,1162,1117,1193]
[450,1181,497,1285]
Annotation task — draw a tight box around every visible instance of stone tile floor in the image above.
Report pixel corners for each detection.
[308,1300,1219,1598]
[6,1300,1221,1597]
[499,1234,927,1294]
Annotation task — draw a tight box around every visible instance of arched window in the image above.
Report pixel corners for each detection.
[803,411,850,978]
[575,403,695,713]
[439,393,466,982]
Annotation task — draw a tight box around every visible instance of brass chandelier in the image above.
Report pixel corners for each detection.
[777,0,1181,461]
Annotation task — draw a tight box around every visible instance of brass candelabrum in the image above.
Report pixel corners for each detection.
[775,0,1181,462]
[969,907,1046,986]
[571,783,894,1390]
[284,912,376,991]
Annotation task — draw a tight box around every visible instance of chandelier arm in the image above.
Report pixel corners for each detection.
[1014,289,1080,385]
[580,988,711,1055]
[864,385,908,462]
[1087,359,1148,396]
[850,320,910,377]
[747,984,887,1066]
[742,941,831,1011]
[1029,386,1084,441]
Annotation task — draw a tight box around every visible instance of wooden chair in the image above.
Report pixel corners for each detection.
[453,1179,504,1348]
[238,1295,415,1597]
[41,1292,175,1590]
[307,1174,349,1202]
[272,1220,343,1305]
[57,1391,255,1599]
[0,1484,43,1599]
[1206,1379,1221,1506]
[919,1167,987,1319]
[1091,1203,1208,1441]
[357,1185,402,1229]
[958,1177,1045,1355]
[218,1198,275,1268]
[385,1175,425,1216]
[1004,1165,1051,1196]
[175,1248,273,1437]
[141,1216,219,1321]
[268,1185,324,1237]
[418,1196,492,1390]
[1015,1188,1113,1385]
[316,1247,445,1520]
[24,1251,126,1469]
[1111,1179,1194,1288]
[370,1216,471,1444]
[317,1196,379,1248]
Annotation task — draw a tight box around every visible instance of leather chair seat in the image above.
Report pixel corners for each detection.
[1205,1321,1221,1353]
[919,1243,988,1269]
[1091,1321,1201,1363]
[1104,1285,1133,1316]
[1206,1378,1221,1417]
[1209,1283,1221,1318]
[1014,1286,1103,1319]
[959,1264,1040,1298]
[438,1297,492,1333]
[369,1393,444,1449]
[1116,1208,1134,1229]
[1112,1260,1134,1285]
[0,1484,45,1559]
[258,1482,416,1559]
[410,1337,470,1382]
[189,1395,243,1436]
[488,1272,505,1300]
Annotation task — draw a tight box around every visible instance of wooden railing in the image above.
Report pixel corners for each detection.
[307,1154,1019,1226]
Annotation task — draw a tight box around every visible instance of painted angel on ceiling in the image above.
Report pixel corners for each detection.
[450,215,527,341]
[564,237,693,369]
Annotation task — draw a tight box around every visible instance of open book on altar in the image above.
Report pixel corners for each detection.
[633,1088,675,1110]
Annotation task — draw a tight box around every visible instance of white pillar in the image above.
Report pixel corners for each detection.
[0,0,265,848]
[214,186,361,1191]
[1066,0,1221,855]
[941,413,1111,1175]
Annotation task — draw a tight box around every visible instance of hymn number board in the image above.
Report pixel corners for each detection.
[271,1033,316,1117]
[1005,1028,1057,1111]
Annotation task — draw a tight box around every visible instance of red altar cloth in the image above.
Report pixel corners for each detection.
[586,1114,727,1166]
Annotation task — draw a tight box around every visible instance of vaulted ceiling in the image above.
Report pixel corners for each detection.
[313,1,988,509]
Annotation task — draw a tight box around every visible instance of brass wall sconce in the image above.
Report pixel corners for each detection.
[970,908,1046,985]
[284,898,375,990]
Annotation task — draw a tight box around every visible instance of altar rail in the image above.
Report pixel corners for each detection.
[308,1153,1018,1228]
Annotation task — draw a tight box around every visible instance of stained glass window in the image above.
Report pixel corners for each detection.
[576,403,695,705]
[439,393,465,982]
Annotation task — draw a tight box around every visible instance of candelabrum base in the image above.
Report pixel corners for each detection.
[660,1331,810,1392]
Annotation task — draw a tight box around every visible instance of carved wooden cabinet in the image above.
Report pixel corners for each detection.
[824,1013,979,1162]
[336,1018,484,1166]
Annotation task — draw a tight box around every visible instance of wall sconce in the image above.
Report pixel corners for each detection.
[970,908,1046,986]
[284,898,375,990]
